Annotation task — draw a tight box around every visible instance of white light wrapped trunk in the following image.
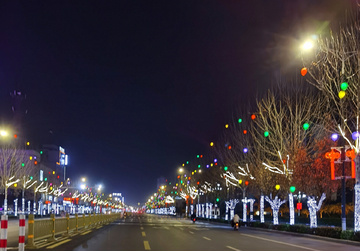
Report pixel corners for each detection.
[265,194,286,225]
[289,193,294,225]
[307,193,326,228]
[249,199,255,221]
[260,195,264,223]
[202,204,205,218]
[241,198,248,222]
[190,205,194,215]
[209,203,213,219]
[355,184,360,232]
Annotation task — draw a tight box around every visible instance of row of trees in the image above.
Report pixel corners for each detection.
[146,18,360,229]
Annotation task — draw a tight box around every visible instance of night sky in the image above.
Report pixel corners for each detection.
[0,1,352,206]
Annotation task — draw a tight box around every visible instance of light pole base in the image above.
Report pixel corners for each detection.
[342,218,346,231]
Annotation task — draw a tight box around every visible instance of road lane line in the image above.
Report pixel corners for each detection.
[144,241,151,250]
[80,230,92,235]
[203,237,211,241]
[141,227,144,230]
[46,239,71,249]
[164,227,169,229]
[226,246,241,251]
[142,231,146,237]
[179,228,183,230]
[240,233,321,251]
[189,231,194,234]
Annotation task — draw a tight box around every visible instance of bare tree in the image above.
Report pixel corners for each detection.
[0,146,34,214]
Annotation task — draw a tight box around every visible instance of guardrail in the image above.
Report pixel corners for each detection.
[26,213,121,248]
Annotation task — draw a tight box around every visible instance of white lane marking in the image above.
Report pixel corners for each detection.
[189,231,194,234]
[179,228,184,230]
[141,227,144,230]
[164,227,169,229]
[226,246,241,251]
[203,237,211,241]
[240,233,321,251]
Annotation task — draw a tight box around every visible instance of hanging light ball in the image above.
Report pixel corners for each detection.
[338,91,346,99]
[352,131,360,140]
[264,131,269,137]
[331,133,339,142]
[275,184,280,190]
[210,142,214,147]
[301,67,307,76]
[243,148,248,153]
[341,82,348,91]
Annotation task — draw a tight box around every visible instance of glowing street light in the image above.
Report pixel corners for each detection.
[80,184,86,190]
[302,41,313,50]
[179,168,184,173]
[81,177,86,182]
[0,131,7,137]
[98,185,102,191]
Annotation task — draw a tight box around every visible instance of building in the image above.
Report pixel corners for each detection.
[40,144,68,182]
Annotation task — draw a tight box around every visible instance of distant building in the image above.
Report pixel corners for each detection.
[157,176,167,189]
[40,144,68,182]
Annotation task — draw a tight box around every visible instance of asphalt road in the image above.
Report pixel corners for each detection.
[31,214,360,251]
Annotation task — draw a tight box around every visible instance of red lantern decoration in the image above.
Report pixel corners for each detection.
[301,67,307,76]
[177,176,180,179]
[197,181,200,185]
[251,114,256,120]
[297,203,302,210]
[282,159,286,164]
[245,181,249,186]
[200,155,203,158]
[228,145,232,150]
[243,130,247,134]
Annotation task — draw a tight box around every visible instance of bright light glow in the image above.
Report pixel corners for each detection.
[80,184,86,190]
[210,142,214,147]
[81,178,86,182]
[0,131,7,137]
[179,168,183,173]
[303,123,310,131]
[302,41,313,50]
[161,186,164,189]
[243,148,248,153]
[225,124,229,128]
[264,131,269,137]
[275,184,280,190]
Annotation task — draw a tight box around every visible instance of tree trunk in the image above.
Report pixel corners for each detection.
[4,186,7,215]
[260,194,264,223]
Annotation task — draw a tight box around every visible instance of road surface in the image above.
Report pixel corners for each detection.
[31,214,360,251]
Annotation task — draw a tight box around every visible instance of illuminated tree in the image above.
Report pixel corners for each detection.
[0,146,35,214]
[251,88,330,225]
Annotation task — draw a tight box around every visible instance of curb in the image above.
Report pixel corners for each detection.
[244,226,360,247]
[195,218,360,247]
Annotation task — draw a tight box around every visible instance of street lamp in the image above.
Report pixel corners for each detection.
[0,131,7,137]
[80,184,86,190]
[179,168,184,173]
[302,41,313,50]
[98,185,102,191]
[81,177,86,182]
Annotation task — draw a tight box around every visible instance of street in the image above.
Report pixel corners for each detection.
[32,214,360,251]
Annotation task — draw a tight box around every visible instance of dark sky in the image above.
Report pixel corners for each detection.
[0,0,353,206]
